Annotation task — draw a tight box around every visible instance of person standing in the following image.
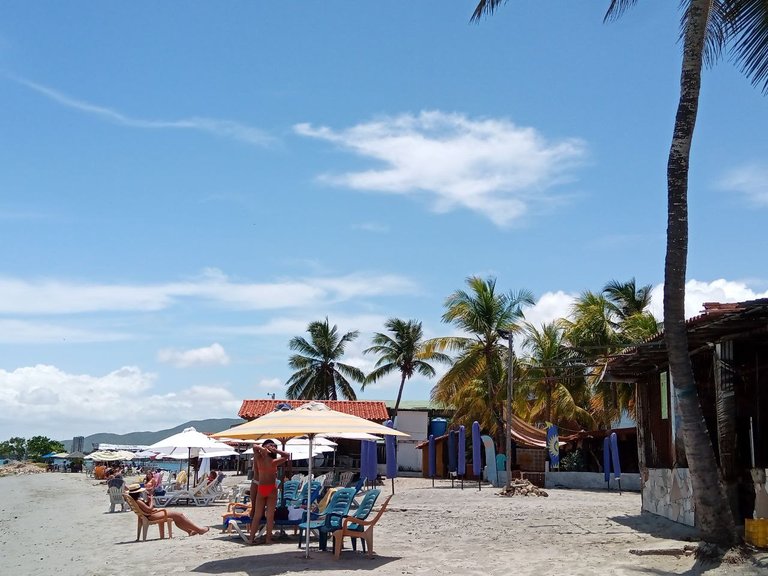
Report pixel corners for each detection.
[247,440,289,544]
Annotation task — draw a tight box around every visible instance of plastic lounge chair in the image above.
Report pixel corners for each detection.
[337,471,355,487]
[279,480,300,505]
[333,493,392,559]
[297,487,356,551]
[124,494,173,541]
[108,486,126,513]
[190,475,224,506]
[154,477,210,507]
[348,476,367,509]
[331,489,380,554]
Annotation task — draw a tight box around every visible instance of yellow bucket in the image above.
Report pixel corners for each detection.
[745,518,768,548]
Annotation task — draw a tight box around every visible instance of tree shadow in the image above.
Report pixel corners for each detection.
[609,511,699,540]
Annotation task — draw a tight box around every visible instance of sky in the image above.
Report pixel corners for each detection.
[1,2,766,442]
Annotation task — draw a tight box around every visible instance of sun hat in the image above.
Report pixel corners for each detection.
[126,483,145,493]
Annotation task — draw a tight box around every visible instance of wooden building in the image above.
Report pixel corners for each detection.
[605,299,768,526]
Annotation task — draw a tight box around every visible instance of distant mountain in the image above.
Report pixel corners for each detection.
[61,418,244,451]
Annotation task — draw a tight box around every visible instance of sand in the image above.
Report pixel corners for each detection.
[1,472,765,576]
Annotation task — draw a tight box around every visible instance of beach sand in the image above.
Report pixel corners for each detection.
[1,472,765,576]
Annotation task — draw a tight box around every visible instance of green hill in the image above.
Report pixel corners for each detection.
[61,418,244,451]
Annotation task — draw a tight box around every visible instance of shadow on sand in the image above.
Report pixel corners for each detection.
[191,550,398,575]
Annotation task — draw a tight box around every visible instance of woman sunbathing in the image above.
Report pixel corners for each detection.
[125,484,209,536]
[221,501,253,533]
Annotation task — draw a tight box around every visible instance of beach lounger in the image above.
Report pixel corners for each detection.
[125,494,173,541]
[154,477,210,506]
[337,471,355,487]
[333,493,392,559]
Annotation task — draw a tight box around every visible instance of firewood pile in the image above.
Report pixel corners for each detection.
[497,479,548,497]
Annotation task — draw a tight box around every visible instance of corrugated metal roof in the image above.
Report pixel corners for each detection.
[238,399,389,422]
[605,298,768,380]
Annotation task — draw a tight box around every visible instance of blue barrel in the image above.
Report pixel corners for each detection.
[430,417,448,437]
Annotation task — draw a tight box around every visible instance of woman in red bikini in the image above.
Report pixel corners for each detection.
[248,439,289,544]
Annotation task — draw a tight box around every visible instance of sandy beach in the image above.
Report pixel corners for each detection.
[1,472,765,576]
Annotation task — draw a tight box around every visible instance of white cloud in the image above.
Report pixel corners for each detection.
[15,77,272,146]
[295,111,587,227]
[0,365,241,440]
[157,343,230,368]
[523,291,577,330]
[0,319,130,344]
[719,164,768,206]
[0,270,418,315]
[649,279,768,320]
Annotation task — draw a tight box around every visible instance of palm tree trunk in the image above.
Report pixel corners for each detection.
[392,373,407,419]
[664,0,736,545]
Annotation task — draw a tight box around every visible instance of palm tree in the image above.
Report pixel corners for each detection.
[471,0,768,544]
[518,321,593,429]
[603,278,653,322]
[285,318,365,401]
[363,318,451,418]
[428,276,535,447]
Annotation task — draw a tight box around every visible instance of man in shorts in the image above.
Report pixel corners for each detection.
[248,439,290,544]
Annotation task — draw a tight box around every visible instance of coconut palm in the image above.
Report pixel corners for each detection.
[285,318,365,401]
[471,0,768,544]
[603,278,653,322]
[364,318,450,418]
[563,287,656,427]
[428,276,535,446]
[518,321,594,430]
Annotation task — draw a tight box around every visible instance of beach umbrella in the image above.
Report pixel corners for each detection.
[364,439,378,484]
[610,432,622,495]
[546,424,560,470]
[384,420,397,494]
[472,421,482,490]
[603,436,611,485]
[448,430,457,473]
[147,427,235,488]
[457,425,466,489]
[212,401,408,557]
[428,434,436,487]
[85,450,135,462]
[360,440,370,483]
[457,427,466,474]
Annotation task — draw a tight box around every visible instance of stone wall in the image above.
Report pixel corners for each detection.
[642,467,694,526]
[544,471,641,491]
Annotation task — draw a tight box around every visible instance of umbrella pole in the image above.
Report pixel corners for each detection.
[304,434,314,558]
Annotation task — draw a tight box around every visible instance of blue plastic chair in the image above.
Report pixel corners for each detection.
[297,487,356,550]
[279,480,300,505]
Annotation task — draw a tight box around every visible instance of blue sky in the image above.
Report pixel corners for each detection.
[1,2,766,441]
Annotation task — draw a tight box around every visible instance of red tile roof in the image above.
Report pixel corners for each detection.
[238,399,389,422]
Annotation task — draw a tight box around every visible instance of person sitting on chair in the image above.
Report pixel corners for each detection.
[125,484,209,536]
[247,439,290,545]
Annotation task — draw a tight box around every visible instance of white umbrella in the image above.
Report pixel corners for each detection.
[147,427,233,457]
[213,401,408,557]
[147,427,235,487]
[243,438,335,459]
